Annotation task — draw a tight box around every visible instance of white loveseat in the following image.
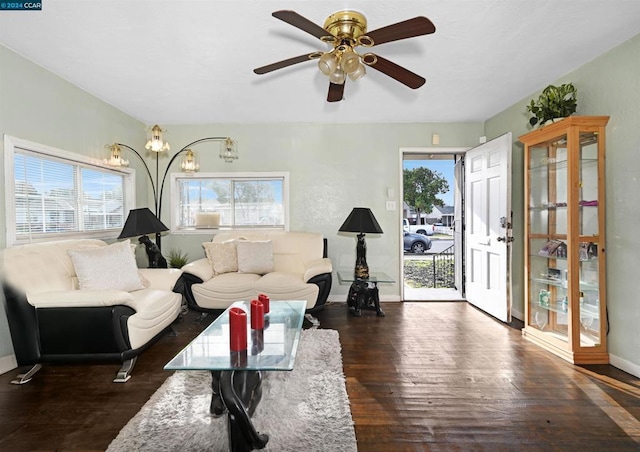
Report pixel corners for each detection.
[0,239,183,384]
[180,231,332,312]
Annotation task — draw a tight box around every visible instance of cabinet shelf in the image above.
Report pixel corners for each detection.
[534,302,599,320]
[528,157,598,172]
[531,277,599,291]
[520,116,609,365]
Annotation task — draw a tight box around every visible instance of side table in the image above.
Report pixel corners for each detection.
[337,271,395,317]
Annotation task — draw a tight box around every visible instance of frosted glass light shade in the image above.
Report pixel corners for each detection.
[181,149,199,172]
[318,53,337,76]
[329,68,346,84]
[145,124,170,153]
[348,63,366,81]
[341,50,360,74]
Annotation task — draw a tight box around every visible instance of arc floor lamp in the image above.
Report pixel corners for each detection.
[105,125,238,262]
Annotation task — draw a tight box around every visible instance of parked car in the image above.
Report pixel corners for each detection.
[403,231,432,254]
[402,218,434,236]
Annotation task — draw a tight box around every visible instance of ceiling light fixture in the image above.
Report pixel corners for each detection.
[315,11,371,85]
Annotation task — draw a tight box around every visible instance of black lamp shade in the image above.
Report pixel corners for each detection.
[339,208,383,234]
[118,208,169,239]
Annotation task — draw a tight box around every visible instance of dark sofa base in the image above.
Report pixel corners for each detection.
[2,282,175,383]
[177,271,332,314]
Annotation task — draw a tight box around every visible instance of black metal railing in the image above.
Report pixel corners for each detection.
[404,244,455,289]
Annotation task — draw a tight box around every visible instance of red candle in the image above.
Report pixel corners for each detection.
[258,293,270,313]
[229,307,247,351]
[250,299,265,329]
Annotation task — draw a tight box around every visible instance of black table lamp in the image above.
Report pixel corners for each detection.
[339,207,383,279]
[118,208,169,268]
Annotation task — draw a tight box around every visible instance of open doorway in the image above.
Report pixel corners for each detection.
[401,148,466,301]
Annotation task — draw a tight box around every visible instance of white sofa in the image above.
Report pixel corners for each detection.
[181,231,332,312]
[0,239,183,384]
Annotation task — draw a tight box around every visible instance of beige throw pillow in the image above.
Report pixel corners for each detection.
[236,240,274,275]
[203,240,238,275]
[67,239,145,292]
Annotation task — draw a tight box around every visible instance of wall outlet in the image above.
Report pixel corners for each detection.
[386,201,396,211]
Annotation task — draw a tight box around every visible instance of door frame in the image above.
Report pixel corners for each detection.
[399,147,468,301]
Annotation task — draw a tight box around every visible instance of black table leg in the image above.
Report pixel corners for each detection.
[210,369,269,451]
[369,285,385,317]
[347,280,385,317]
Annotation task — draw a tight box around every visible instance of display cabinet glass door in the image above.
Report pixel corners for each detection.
[521,116,608,364]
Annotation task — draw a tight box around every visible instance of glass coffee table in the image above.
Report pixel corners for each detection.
[338,271,395,317]
[165,300,306,452]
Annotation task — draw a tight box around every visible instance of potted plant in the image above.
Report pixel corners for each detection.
[167,249,189,269]
[527,83,577,126]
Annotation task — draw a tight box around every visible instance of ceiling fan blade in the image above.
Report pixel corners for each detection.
[366,17,436,46]
[365,54,426,89]
[253,53,316,74]
[272,10,333,40]
[327,82,345,102]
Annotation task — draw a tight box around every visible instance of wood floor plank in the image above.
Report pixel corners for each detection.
[0,302,639,451]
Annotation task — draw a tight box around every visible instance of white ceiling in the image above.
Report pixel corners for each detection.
[1,1,640,125]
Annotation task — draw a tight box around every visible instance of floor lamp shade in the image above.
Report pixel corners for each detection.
[339,208,383,279]
[118,208,169,239]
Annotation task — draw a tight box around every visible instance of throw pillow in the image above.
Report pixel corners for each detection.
[236,240,274,275]
[67,239,145,292]
[203,240,238,275]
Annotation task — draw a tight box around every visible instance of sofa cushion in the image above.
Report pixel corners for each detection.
[192,272,261,310]
[254,272,319,310]
[67,239,144,292]
[126,289,182,349]
[1,239,107,295]
[236,240,274,274]
[203,240,238,275]
[26,289,133,308]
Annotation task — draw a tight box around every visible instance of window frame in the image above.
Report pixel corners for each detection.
[4,135,135,246]
[170,171,290,234]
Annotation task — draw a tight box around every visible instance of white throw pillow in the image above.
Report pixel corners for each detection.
[236,240,274,275]
[67,239,145,292]
[203,240,238,275]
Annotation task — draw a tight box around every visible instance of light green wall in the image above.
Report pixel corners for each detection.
[0,45,146,361]
[485,33,640,372]
[154,122,483,296]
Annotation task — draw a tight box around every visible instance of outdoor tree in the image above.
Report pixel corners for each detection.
[403,167,449,221]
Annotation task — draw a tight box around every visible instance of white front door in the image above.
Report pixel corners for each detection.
[464,133,513,322]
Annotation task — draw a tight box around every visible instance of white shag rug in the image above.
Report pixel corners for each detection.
[107,329,357,452]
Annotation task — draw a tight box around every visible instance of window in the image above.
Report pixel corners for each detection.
[4,135,135,245]
[170,172,289,232]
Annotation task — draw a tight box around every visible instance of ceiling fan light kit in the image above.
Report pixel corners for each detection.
[253,9,436,102]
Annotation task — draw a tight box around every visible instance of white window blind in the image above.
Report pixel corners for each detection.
[5,136,134,245]
[171,172,289,231]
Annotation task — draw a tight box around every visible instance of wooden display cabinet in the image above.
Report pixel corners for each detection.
[519,116,609,364]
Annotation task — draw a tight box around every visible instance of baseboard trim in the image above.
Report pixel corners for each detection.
[609,353,640,378]
[0,354,18,376]
[327,295,401,303]
[511,308,524,321]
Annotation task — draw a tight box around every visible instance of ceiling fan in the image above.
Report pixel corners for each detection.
[253,10,436,102]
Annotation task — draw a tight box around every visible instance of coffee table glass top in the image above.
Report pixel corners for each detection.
[337,271,395,284]
[164,300,306,372]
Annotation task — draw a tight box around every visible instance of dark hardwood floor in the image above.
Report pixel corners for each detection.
[1,302,639,451]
